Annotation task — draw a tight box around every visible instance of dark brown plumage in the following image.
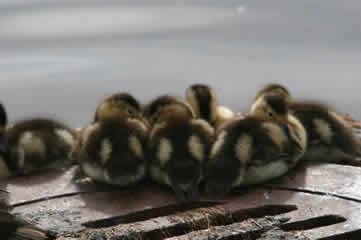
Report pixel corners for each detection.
[78,117,148,186]
[5,118,77,176]
[204,117,285,197]
[94,92,143,123]
[149,118,213,201]
[205,92,306,198]
[145,95,214,201]
[252,83,290,104]
[251,83,361,165]
[185,84,235,129]
[291,101,361,163]
[143,95,195,126]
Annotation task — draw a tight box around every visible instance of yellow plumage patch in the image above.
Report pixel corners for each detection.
[129,135,143,158]
[313,118,333,144]
[188,135,204,162]
[210,130,227,158]
[158,138,172,166]
[100,139,112,164]
[234,134,253,163]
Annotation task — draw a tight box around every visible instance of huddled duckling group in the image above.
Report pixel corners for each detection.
[0,83,360,203]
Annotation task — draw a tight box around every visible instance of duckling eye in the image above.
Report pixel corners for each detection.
[128,109,133,114]
[268,111,273,118]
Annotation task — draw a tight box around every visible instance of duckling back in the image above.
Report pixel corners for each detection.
[205,115,305,197]
[291,101,361,164]
[78,118,148,186]
[148,118,213,201]
[5,118,76,176]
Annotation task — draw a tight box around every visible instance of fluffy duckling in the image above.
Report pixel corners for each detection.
[185,84,235,128]
[251,83,361,164]
[0,103,77,178]
[204,94,306,197]
[77,93,149,186]
[144,96,214,201]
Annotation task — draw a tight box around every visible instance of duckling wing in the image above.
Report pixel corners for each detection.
[251,145,284,165]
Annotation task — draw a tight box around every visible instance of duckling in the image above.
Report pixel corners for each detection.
[77,92,149,186]
[144,95,214,201]
[0,103,77,178]
[204,94,306,197]
[251,83,361,165]
[291,101,361,164]
[185,84,235,128]
[0,193,55,240]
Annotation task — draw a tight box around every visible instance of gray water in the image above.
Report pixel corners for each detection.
[1,0,360,127]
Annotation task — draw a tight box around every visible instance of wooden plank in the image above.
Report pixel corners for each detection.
[3,159,361,239]
[2,167,87,206]
[267,163,361,201]
[12,185,179,234]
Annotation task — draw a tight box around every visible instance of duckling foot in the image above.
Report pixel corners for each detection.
[72,167,93,184]
[204,182,231,200]
[310,139,322,146]
[188,183,200,202]
[171,183,200,203]
[171,185,187,203]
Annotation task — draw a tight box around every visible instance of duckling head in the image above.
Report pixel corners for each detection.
[250,94,306,152]
[253,83,291,103]
[143,95,195,126]
[94,92,143,122]
[249,94,291,126]
[186,84,217,123]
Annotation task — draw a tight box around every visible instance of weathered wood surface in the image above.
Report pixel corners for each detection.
[1,162,360,240]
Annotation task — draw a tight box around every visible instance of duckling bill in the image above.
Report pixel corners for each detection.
[0,103,77,178]
[144,95,214,201]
